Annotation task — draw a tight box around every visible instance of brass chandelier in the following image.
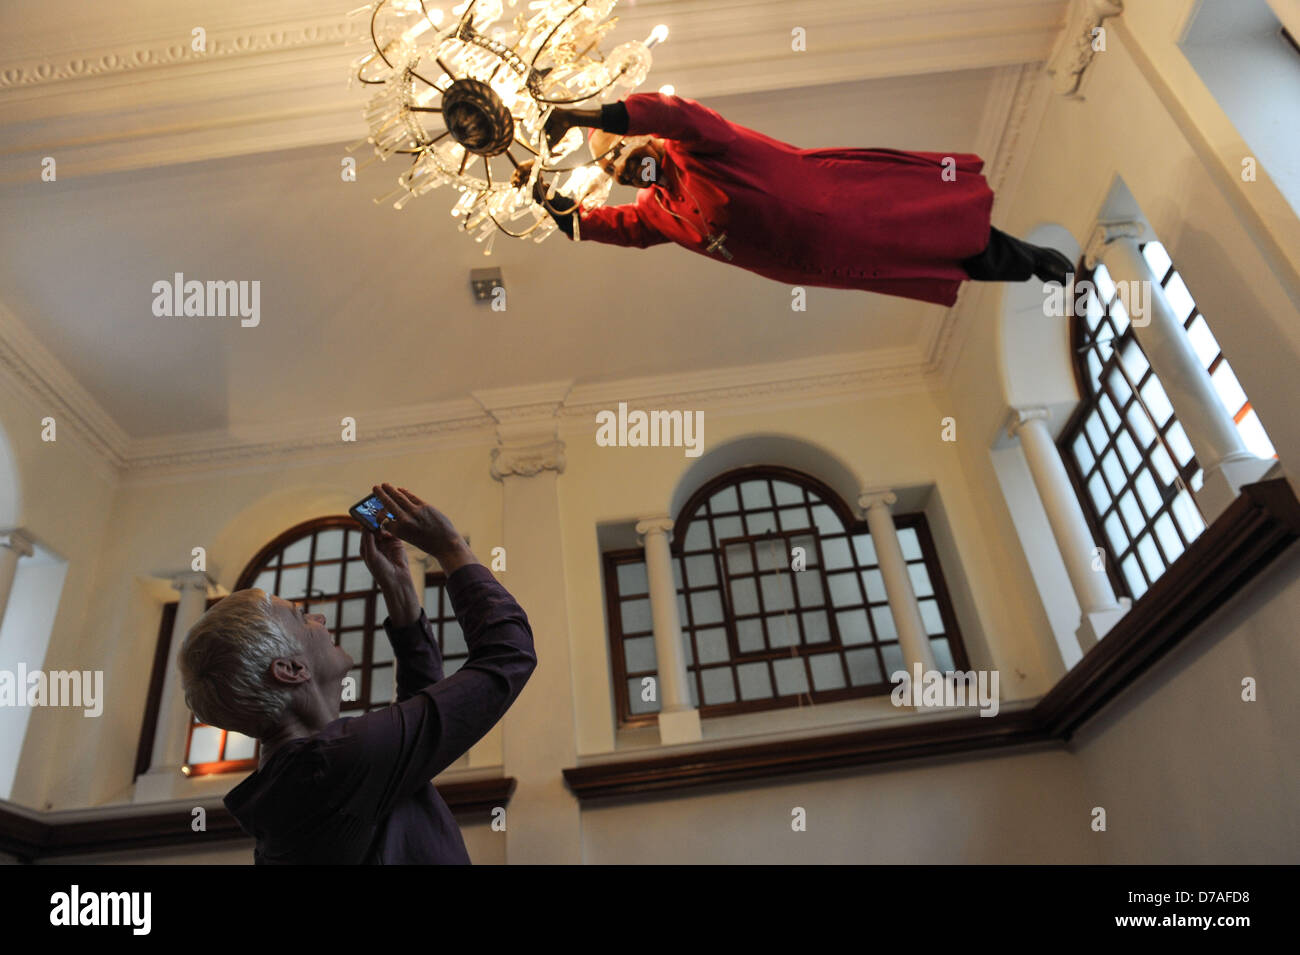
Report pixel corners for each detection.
[348,0,669,253]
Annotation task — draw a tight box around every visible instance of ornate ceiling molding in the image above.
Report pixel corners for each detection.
[1044,0,1124,99]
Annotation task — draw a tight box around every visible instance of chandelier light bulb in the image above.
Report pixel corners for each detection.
[646,24,669,47]
[659,84,675,96]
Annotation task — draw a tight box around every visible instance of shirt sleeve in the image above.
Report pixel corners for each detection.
[620,93,736,154]
[316,563,537,822]
[576,192,672,248]
[383,609,443,703]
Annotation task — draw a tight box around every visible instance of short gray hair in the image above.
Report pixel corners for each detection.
[178,589,303,739]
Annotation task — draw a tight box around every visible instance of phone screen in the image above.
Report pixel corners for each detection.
[350,493,394,531]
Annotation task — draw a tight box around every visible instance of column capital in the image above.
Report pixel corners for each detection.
[857,489,897,513]
[1005,406,1051,439]
[0,529,35,559]
[1082,219,1145,269]
[1045,0,1125,99]
[169,571,213,595]
[635,516,675,541]
[489,439,566,481]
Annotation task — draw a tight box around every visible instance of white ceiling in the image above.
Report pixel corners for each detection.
[0,1,1068,451]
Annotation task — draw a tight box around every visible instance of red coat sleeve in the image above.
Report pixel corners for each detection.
[621,93,736,155]
[577,190,671,248]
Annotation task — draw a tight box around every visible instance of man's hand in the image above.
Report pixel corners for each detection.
[510,159,534,190]
[543,110,573,151]
[371,484,477,574]
[360,528,421,627]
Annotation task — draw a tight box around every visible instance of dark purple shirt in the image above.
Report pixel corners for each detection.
[223,563,536,864]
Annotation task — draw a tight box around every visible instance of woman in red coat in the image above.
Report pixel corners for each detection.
[518,92,1071,307]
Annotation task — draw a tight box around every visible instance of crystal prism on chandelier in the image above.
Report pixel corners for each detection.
[347,0,669,254]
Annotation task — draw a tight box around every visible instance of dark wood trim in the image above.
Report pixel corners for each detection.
[565,478,1300,802]
[0,777,517,862]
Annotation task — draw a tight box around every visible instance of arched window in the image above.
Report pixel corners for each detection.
[603,467,968,725]
[1059,240,1276,602]
[178,517,461,776]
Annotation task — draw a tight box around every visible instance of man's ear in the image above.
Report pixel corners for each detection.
[269,657,310,686]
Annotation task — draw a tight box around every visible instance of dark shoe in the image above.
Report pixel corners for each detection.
[1031,247,1074,286]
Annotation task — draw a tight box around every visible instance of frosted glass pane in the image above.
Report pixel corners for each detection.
[768,614,797,648]
[812,505,843,535]
[755,541,785,571]
[1134,468,1161,517]
[1115,430,1141,473]
[1141,240,1172,278]
[313,561,343,594]
[710,485,739,511]
[624,636,656,672]
[897,528,922,561]
[1107,366,1132,405]
[1105,512,1127,555]
[1137,533,1164,582]
[690,590,724,625]
[1154,512,1184,563]
[1210,362,1247,415]
[1088,472,1111,513]
[845,648,882,686]
[620,597,651,634]
[851,533,877,566]
[918,599,944,635]
[1073,433,1095,473]
[1163,271,1196,322]
[1085,411,1109,451]
[1121,554,1147,599]
[1119,491,1145,536]
[1126,401,1156,447]
[930,637,954,673]
[773,658,810,696]
[695,628,729,665]
[1110,298,1130,335]
[701,667,737,705]
[836,609,871,645]
[801,610,831,644]
[795,571,824,607]
[370,668,394,704]
[1150,443,1177,485]
[1099,393,1121,431]
[880,643,906,677]
[685,554,717,587]
[730,577,759,615]
[790,534,819,567]
[736,618,764,653]
[760,573,794,612]
[1185,315,1220,368]
[712,515,743,540]
[346,530,362,557]
[1088,350,1103,390]
[821,536,853,570]
[281,537,311,564]
[907,563,933,598]
[1121,339,1149,380]
[442,618,465,656]
[871,605,898,641]
[773,481,803,505]
[683,520,710,551]
[1085,288,1105,329]
[724,542,752,575]
[1165,421,1195,466]
[861,568,887,604]
[253,570,277,594]
[1094,263,1116,301]
[1140,375,1173,425]
[740,480,772,509]
[339,631,364,661]
[1101,449,1126,494]
[372,636,394,664]
[1172,491,1205,540]
[826,572,861,607]
[314,530,344,561]
[736,662,772,700]
[617,561,648,595]
[187,725,222,765]
[278,566,308,600]
[745,511,777,535]
[1237,410,1276,460]
[778,506,811,531]
[225,732,256,761]
[809,653,846,691]
[343,560,373,594]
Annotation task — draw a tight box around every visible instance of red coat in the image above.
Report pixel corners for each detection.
[576,93,995,306]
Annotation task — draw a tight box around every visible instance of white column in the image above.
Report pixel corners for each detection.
[858,491,939,676]
[0,530,35,629]
[1087,223,1273,521]
[1007,408,1128,650]
[635,516,701,745]
[153,571,213,772]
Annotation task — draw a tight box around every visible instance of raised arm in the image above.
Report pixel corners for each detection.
[550,93,737,153]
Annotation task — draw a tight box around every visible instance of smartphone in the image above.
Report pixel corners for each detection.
[349,493,395,532]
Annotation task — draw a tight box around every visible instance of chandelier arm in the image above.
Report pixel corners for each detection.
[370,0,397,70]
[485,210,549,239]
[528,0,592,74]
[484,156,492,187]
[458,150,470,175]
[532,68,628,106]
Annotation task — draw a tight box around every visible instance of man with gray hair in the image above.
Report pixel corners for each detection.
[179,484,536,863]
